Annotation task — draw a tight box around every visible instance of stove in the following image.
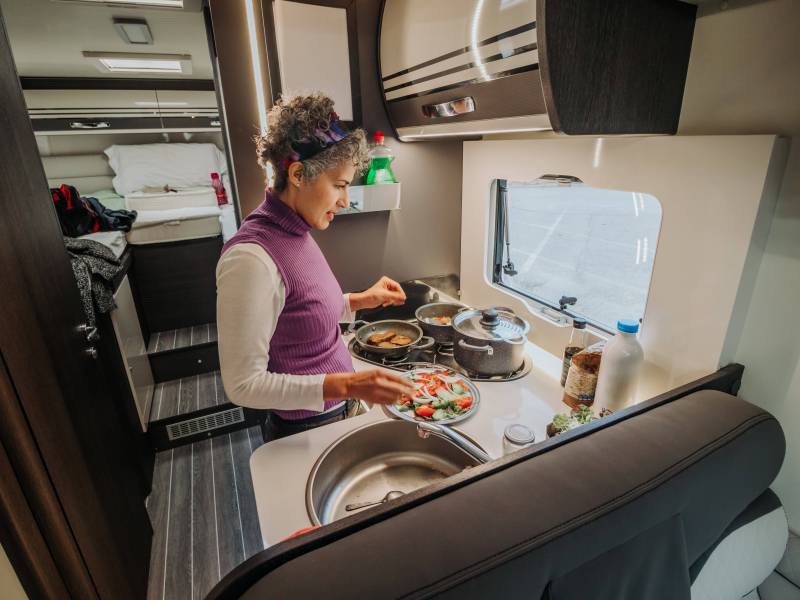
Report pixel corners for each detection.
[347,336,532,383]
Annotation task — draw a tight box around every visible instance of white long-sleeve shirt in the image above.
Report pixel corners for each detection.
[216,243,355,412]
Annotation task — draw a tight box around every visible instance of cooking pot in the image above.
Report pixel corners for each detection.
[415,302,468,345]
[352,319,435,359]
[355,280,439,322]
[452,308,530,375]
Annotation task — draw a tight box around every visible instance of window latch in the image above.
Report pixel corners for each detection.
[559,296,577,311]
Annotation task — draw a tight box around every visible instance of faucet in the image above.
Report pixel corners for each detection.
[416,422,491,464]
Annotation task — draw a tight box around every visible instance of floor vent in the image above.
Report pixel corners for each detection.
[167,407,244,441]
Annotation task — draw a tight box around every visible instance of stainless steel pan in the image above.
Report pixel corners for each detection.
[352,319,435,358]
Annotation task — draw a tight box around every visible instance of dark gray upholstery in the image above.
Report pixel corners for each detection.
[209,390,785,600]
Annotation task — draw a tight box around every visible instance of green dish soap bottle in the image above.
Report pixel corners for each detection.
[365,131,397,184]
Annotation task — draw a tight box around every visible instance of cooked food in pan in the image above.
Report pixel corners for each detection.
[367,331,397,345]
[367,331,413,348]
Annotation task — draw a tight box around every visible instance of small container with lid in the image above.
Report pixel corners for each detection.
[561,317,588,387]
[503,424,536,455]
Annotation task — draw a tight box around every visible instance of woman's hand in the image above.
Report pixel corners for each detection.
[324,370,416,405]
[349,276,406,311]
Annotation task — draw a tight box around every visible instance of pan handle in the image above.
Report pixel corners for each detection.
[414,336,436,351]
[346,319,369,335]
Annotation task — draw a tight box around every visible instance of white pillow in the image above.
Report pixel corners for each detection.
[104,143,227,195]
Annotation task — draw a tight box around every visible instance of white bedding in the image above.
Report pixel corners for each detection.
[105,143,227,196]
[125,187,218,212]
[79,231,127,259]
[132,206,221,228]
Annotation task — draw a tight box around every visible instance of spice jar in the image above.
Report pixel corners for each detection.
[503,424,536,455]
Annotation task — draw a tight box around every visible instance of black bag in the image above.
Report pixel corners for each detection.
[51,184,98,236]
[50,184,137,235]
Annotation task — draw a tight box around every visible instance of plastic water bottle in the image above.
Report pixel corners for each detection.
[365,131,397,184]
[593,320,644,413]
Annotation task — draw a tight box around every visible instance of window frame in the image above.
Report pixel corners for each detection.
[490,177,627,335]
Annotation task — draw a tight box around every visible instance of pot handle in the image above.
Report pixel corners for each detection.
[414,336,436,351]
[458,339,494,356]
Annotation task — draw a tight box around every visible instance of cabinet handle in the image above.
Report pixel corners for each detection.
[69,121,111,129]
[422,96,475,118]
[210,119,221,127]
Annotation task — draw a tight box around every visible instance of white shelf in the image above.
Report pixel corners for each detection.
[342,182,401,215]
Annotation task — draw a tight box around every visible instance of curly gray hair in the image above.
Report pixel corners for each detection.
[255,92,370,191]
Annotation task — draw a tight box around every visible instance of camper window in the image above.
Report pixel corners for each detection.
[491,178,662,332]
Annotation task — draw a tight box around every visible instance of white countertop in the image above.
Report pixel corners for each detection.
[250,338,568,547]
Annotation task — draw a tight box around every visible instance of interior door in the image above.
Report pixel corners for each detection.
[0,9,151,600]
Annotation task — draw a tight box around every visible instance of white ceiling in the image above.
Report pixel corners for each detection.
[0,0,213,79]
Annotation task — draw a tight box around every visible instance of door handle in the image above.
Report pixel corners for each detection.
[69,121,111,129]
[422,96,475,118]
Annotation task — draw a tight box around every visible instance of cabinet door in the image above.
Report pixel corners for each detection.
[111,275,154,431]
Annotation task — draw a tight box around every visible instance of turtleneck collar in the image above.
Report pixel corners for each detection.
[261,188,312,236]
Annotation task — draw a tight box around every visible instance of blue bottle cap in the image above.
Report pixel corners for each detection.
[617,320,639,334]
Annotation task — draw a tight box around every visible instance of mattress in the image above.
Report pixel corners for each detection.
[126,207,221,245]
[124,187,218,212]
[79,230,127,258]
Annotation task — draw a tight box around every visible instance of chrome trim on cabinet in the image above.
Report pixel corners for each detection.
[422,96,475,118]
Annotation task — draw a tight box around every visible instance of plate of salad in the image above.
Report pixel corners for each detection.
[388,366,480,425]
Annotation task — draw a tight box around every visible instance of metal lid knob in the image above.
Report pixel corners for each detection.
[480,309,499,327]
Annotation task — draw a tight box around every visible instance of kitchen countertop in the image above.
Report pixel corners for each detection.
[250,335,568,547]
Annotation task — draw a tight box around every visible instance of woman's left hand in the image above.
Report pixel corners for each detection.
[350,276,406,311]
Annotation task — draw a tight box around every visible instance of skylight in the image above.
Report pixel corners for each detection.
[99,58,182,73]
[83,52,192,74]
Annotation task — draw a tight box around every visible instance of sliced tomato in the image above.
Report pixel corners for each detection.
[415,405,435,418]
[456,396,473,410]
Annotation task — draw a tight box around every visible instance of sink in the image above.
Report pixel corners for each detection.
[306,419,484,525]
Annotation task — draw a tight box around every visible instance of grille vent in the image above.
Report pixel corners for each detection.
[167,407,244,441]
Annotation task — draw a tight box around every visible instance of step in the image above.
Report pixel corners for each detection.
[147,323,218,353]
[147,323,220,382]
[147,370,262,451]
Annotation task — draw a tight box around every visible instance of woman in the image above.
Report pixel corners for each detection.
[217,93,415,442]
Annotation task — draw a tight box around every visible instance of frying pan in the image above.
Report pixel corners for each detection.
[352,319,435,358]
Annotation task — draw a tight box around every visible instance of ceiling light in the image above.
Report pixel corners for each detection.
[83,51,192,74]
[114,18,153,45]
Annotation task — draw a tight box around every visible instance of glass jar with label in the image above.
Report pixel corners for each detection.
[561,317,588,387]
[503,424,536,455]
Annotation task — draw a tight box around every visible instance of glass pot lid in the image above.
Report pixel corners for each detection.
[453,308,530,342]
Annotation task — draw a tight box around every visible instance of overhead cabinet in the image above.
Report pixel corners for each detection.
[24,88,220,134]
[380,0,697,140]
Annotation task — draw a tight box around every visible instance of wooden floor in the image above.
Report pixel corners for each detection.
[146,426,265,600]
[148,323,218,353]
[150,370,229,423]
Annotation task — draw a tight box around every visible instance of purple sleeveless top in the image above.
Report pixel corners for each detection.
[222,190,354,420]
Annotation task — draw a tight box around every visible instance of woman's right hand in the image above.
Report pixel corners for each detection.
[324,370,416,405]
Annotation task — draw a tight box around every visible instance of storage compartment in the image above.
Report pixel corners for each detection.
[110,275,155,431]
[24,88,221,134]
[380,0,696,140]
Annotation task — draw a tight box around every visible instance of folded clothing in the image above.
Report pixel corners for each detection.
[79,231,127,259]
